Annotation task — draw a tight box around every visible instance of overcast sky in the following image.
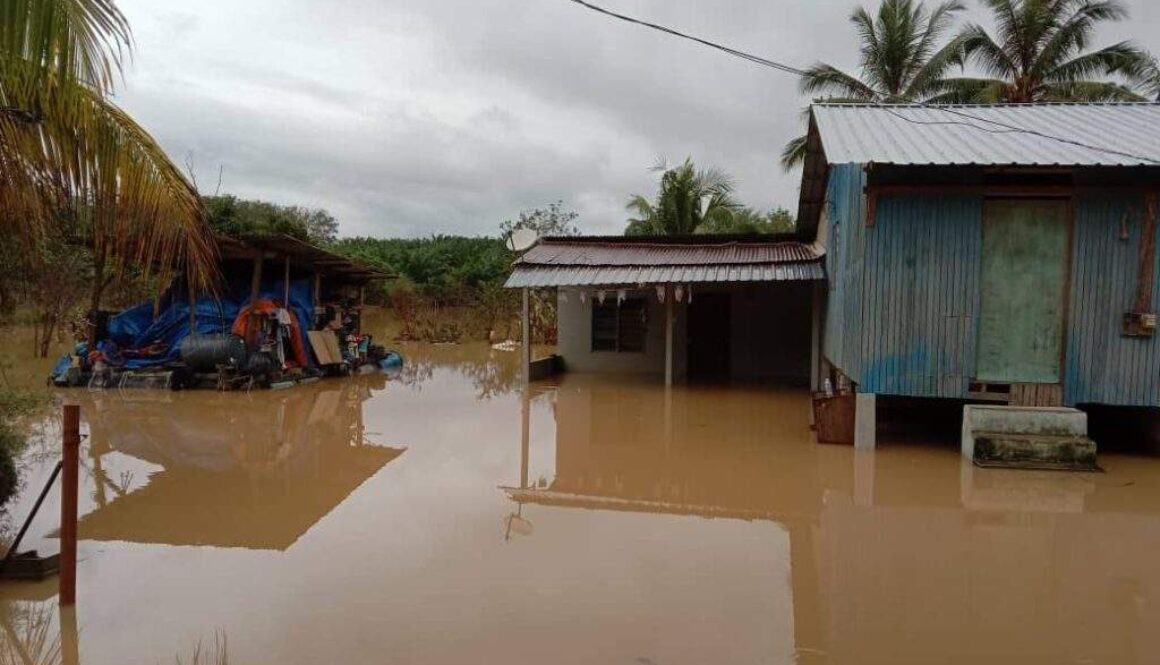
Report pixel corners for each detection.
[114,0,1160,238]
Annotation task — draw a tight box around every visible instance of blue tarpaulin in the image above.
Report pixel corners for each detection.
[106,266,317,369]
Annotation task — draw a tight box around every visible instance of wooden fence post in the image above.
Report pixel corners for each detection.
[60,404,80,606]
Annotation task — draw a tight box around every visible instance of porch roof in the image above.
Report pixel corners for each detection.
[505,235,825,288]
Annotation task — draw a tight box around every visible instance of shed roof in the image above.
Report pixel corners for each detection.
[505,235,824,287]
[216,233,391,282]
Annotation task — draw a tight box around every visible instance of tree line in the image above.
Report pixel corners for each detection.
[782,0,1160,167]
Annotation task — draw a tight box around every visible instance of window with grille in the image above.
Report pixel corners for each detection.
[591,298,647,352]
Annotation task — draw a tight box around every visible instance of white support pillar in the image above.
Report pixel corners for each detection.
[855,393,877,450]
[522,288,532,384]
[664,284,674,387]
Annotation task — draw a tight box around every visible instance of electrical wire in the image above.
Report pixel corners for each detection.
[567,0,807,76]
[567,0,1160,165]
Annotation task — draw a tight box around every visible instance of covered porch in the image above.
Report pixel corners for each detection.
[506,235,827,387]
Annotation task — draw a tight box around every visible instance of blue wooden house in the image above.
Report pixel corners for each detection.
[798,103,1160,447]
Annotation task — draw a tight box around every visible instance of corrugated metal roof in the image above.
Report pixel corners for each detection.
[518,238,820,266]
[505,236,824,287]
[217,234,391,281]
[506,262,824,287]
[813,102,1160,167]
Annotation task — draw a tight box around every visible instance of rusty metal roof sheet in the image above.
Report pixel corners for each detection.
[505,236,824,287]
[216,234,391,282]
[812,102,1160,166]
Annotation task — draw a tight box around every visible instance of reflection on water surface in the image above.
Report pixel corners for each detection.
[2,342,1160,664]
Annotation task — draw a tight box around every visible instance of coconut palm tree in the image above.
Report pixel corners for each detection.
[781,0,969,169]
[947,0,1146,102]
[625,158,740,236]
[0,0,216,300]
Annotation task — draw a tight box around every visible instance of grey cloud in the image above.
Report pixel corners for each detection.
[116,0,1160,238]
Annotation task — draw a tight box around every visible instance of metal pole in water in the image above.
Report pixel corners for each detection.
[522,288,531,384]
[60,404,80,606]
[664,284,674,387]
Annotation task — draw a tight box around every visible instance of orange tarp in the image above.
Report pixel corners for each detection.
[231,299,311,367]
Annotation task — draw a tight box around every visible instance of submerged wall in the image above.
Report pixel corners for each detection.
[556,284,813,382]
[556,287,688,376]
[822,164,1160,407]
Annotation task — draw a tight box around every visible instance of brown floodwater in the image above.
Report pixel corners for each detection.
[3,341,1160,664]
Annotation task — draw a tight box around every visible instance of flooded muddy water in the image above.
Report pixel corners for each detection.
[4,342,1160,664]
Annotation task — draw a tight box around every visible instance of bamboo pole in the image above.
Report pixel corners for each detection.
[60,405,80,606]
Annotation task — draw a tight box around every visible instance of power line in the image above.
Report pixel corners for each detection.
[566,0,1160,165]
[880,105,1160,164]
[567,0,807,76]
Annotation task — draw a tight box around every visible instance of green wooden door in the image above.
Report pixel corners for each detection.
[976,199,1069,383]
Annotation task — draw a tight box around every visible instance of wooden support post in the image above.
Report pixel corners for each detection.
[249,256,263,305]
[282,256,291,306]
[60,404,80,606]
[1135,193,1157,313]
[313,271,322,327]
[521,288,532,383]
[359,285,366,308]
[665,285,675,385]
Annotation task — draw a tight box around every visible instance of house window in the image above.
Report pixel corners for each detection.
[592,298,647,352]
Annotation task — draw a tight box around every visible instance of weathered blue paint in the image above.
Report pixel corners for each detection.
[859,195,983,397]
[1064,197,1160,407]
[822,164,871,381]
[823,169,1160,406]
[823,168,983,398]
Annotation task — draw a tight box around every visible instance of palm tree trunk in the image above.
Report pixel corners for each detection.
[88,246,107,347]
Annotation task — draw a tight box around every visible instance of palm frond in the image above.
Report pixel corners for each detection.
[1043,42,1147,83]
[906,33,971,100]
[780,134,809,172]
[0,0,217,292]
[960,23,1018,79]
[800,63,879,100]
[926,76,1009,102]
[1040,80,1144,101]
[1029,0,1129,78]
[0,0,132,92]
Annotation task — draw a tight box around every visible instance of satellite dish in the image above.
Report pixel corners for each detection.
[507,228,538,252]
